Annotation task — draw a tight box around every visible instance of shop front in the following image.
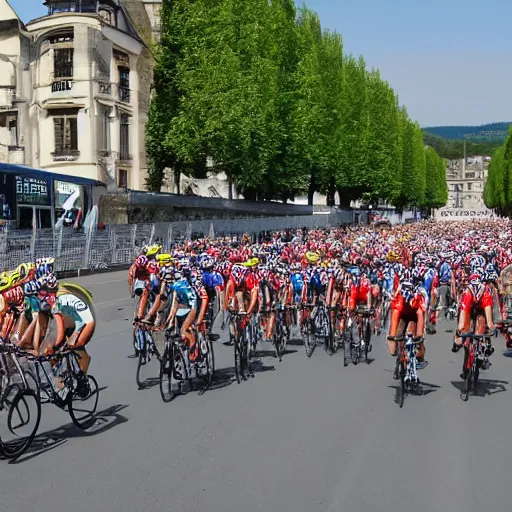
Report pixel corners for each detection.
[0,163,102,229]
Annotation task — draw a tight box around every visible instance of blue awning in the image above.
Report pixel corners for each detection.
[0,163,104,187]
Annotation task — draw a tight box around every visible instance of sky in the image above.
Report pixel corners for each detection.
[7,0,512,127]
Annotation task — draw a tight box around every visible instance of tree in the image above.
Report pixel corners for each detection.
[424,146,448,209]
[145,0,188,192]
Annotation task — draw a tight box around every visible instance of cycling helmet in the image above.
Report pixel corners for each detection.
[143,244,162,257]
[156,253,174,265]
[35,257,55,277]
[242,257,260,268]
[0,271,10,291]
[305,251,320,264]
[135,254,148,268]
[231,265,248,287]
[200,255,215,270]
[483,263,498,282]
[386,250,399,263]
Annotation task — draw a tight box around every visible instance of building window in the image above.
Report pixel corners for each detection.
[118,67,130,102]
[119,114,131,160]
[98,107,111,152]
[8,118,17,147]
[118,169,128,188]
[54,48,74,79]
[467,183,472,191]
[52,114,79,159]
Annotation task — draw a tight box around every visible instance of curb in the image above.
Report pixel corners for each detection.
[57,263,131,279]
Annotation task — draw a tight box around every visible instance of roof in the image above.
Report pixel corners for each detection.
[0,162,104,187]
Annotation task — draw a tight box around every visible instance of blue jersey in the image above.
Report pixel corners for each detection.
[202,271,223,291]
[423,268,436,296]
[172,278,198,309]
[438,262,452,285]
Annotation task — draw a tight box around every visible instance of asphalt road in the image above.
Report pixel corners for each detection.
[2,270,512,512]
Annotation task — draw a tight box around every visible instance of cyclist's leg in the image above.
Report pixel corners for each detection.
[67,323,95,374]
[181,308,198,360]
[387,293,404,354]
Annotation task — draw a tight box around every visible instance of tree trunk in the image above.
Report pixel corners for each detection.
[308,173,316,206]
[326,178,336,207]
[174,169,181,195]
[338,188,352,209]
[228,178,233,200]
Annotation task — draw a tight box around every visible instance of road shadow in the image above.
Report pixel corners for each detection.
[250,359,276,374]
[450,378,508,397]
[8,404,129,465]
[137,376,160,390]
[206,367,235,392]
[388,380,441,403]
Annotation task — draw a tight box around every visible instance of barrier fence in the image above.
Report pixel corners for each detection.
[0,212,354,273]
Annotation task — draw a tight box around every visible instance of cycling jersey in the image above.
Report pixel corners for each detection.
[53,292,94,331]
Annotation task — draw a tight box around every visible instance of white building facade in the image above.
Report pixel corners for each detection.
[434,157,495,221]
[0,0,147,190]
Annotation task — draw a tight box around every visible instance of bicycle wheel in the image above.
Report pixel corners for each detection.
[234,333,243,384]
[68,375,99,429]
[304,322,315,358]
[132,327,139,356]
[198,332,215,393]
[0,387,41,460]
[159,344,173,402]
[274,320,284,362]
[341,329,349,367]
[136,332,154,389]
[351,324,360,365]
[460,347,472,401]
[398,359,406,408]
[242,329,252,379]
[364,319,372,363]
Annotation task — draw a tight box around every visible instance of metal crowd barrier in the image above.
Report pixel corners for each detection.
[0,212,354,272]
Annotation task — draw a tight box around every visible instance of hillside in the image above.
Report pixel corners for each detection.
[423,122,511,141]
[423,131,502,160]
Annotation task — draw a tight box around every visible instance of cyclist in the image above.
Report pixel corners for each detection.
[165,263,199,361]
[387,266,427,367]
[128,243,162,320]
[43,274,96,376]
[224,258,259,328]
[453,267,495,352]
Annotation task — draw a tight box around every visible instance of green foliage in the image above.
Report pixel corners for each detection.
[483,127,512,215]
[423,131,502,160]
[145,0,447,209]
[424,147,448,209]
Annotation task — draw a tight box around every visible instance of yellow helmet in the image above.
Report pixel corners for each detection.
[386,250,399,263]
[143,244,163,257]
[242,257,259,268]
[11,262,34,284]
[0,271,11,292]
[305,251,320,264]
[157,253,174,265]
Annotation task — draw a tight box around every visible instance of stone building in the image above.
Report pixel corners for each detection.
[0,0,151,190]
[445,157,489,210]
[433,156,495,220]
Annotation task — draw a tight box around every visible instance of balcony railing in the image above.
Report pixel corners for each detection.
[118,152,132,163]
[98,82,112,95]
[119,85,130,103]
